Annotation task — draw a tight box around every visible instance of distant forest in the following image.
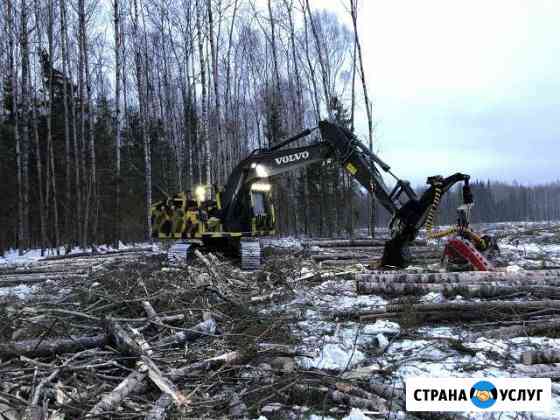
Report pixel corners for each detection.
[371,181,560,230]
[0,0,557,255]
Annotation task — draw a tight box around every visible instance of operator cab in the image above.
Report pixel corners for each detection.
[249,182,275,233]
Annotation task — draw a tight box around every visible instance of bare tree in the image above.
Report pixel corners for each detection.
[196,0,210,188]
[113,0,122,247]
[20,0,31,251]
[349,0,375,235]
[6,0,25,254]
[46,0,60,251]
[349,0,372,148]
[132,0,152,240]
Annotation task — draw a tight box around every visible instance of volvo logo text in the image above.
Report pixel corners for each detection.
[275,151,309,165]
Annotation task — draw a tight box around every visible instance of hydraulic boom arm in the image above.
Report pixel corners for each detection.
[220,120,473,267]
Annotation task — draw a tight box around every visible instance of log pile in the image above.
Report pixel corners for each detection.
[0,248,160,288]
[305,238,441,267]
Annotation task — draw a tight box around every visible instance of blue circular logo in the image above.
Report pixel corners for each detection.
[470,381,498,409]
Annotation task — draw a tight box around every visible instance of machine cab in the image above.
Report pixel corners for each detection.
[249,182,275,234]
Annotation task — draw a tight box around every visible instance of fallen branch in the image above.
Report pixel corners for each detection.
[142,301,163,324]
[141,355,189,407]
[194,250,223,282]
[155,318,216,349]
[87,367,148,417]
[146,351,242,420]
[22,351,88,420]
[0,334,107,359]
[167,351,242,379]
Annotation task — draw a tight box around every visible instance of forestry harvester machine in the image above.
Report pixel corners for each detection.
[151,121,497,270]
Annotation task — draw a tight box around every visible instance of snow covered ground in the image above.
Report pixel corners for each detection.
[0,241,158,267]
[3,222,560,418]
[260,221,560,419]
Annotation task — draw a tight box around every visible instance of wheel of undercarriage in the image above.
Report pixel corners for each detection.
[241,239,262,271]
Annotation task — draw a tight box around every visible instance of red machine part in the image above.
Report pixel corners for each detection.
[443,237,494,271]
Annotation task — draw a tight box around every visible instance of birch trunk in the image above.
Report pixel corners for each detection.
[20,0,31,251]
[113,0,122,247]
[207,0,223,185]
[349,0,375,236]
[78,0,87,248]
[6,0,24,254]
[46,0,60,251]
[60,0,72,247]
[196,0,210,187]
[305,0,332,119]
[132,0,152,240]
[83,0,97,246]
[31,69,47,254]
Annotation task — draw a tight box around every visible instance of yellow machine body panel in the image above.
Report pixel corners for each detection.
[150,187,275,241]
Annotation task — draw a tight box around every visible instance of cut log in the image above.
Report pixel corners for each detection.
[293,270,356,283]
[517,363,560,378]
[294,384,387,413]
[522,350,560,365]
[469,319,560,340]
[0,266,89,275]
[320,260,366,267]
[44,247,154,260]
[0,274,87,287]
[358,300,560,316]
[0,334,107,359]
[356,269,560,285]
[332,300,560,322]
[357,282,560,299]
[365,382,405,402]
[312,250,440,263]
[304,239,427,247]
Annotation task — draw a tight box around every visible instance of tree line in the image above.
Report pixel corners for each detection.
[0,0,376,255]
[371,181,560,230]
[0,0,557,256]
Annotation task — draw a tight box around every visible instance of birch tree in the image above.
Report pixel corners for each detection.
[113,0,122,246]
[196,0,210,188]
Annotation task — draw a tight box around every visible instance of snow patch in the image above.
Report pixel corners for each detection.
[0,284,37,300]
[299,342,365,370]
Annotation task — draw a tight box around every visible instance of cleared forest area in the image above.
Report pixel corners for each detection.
[0,221,559,419]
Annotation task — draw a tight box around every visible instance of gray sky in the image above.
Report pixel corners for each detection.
[314,0,560,185]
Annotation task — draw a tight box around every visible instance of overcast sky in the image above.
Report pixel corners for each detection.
[313,0,560,186]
